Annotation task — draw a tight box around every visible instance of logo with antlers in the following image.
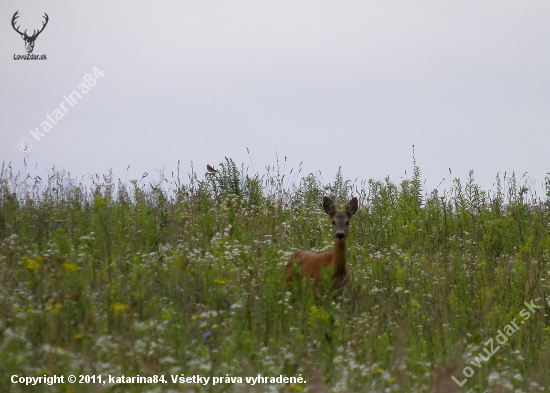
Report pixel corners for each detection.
[11,11,49,54]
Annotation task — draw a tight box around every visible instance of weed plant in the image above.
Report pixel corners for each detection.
[1,158,550,392]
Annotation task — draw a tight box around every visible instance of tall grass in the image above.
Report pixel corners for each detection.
[1,158,550,392]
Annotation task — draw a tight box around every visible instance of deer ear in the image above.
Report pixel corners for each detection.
[346,197,358,218]
[323,196,336,217]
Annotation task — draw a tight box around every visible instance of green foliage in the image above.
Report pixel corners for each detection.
[0,160,550,392]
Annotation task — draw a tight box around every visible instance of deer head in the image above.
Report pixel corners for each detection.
[323,196,358,242]
[12,11,49,53]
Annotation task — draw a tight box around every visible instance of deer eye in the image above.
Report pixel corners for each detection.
[345,221,349,226]
[332,221,336,225]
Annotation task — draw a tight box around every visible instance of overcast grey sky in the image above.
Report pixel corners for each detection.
[2,1,549,196]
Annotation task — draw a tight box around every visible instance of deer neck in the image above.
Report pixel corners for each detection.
[332,240,347,276]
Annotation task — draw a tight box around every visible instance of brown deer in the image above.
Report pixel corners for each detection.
[285,196,358,292]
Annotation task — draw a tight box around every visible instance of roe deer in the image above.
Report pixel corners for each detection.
[285,196,358,292]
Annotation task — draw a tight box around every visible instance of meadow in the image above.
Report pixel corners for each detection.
[1,158,550,392]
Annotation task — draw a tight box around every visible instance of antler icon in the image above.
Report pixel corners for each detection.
[12,11,49,53]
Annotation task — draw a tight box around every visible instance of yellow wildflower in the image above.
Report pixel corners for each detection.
[24,256,42,270]
[94,196,107,208]
[110,302,129,315]
[50,303,63,314]
[62,262,78,272]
